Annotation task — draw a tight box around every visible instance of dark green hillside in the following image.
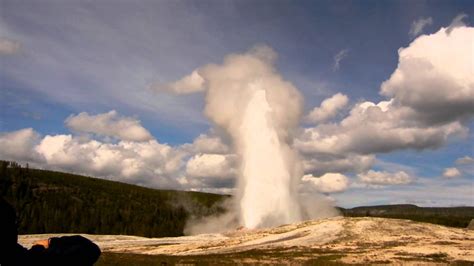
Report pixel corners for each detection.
[340,204,474,228]
[0,161,228,237]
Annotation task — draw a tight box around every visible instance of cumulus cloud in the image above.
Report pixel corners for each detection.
[381,26,474,125]
[0,125,189,189]
[306,93,349,123]
[442,167,461,178]
[358,170,413,185]
[0,126,236,192]
[409,17,433,37]
[152,70,205,94]
[187,133,230,154]
[0,128,41,162]
[296,25,473,157]
[34,134,185,187]
[0,37,21,55]
[185,153,237,187]
[295,101,466,155]
[332,49,349,71]
[301,173,349,193]
[65,110,153,142]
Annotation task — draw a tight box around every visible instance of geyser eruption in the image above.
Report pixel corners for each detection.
[198,46,304,229]
[165,46,334,231]
[239,88,301,228]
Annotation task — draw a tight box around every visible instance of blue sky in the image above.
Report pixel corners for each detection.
[1,0,473,207]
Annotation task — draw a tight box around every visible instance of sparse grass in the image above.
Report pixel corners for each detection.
[423,252,449,261]
[450,260,474,266]
[394,251,451,263]
[96,248,348,266]
[433,241,458,245]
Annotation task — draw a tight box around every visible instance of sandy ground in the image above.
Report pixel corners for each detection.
[19,217,474,264]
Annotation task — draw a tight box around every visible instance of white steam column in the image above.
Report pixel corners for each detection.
[167,46,307,230]
[239,88,301,228]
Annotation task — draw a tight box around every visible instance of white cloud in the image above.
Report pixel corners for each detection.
[0,37,21,55]
[152,70,205,94]
[0,124,191,189]
[0,128,41,162]
[409,17,433,37]
[332,49,349,71]
[186,154,236,179]
[0,125,237,192]
[65,110,153,142]
[381,26,474,125]
[295,101,466,155]
[296,25,474,157]
[306,93,348,123]
[188,133,230,154]
[301,173,349,193]
[442,167,461,178]
[33,134,185,187]
[455,156,474,165]
[358,170,413,185]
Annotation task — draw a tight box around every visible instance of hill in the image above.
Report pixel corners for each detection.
[340,204,474,228]
[0,161,228,237]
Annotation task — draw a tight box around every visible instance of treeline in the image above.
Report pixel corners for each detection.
[0,161,227,237]
[340,204,474,228]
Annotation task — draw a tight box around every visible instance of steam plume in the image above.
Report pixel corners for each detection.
[165,45,334,230]
[200,46,303,228]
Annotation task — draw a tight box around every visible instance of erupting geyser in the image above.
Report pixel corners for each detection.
[239,88,301,228]
[168,45,318,230]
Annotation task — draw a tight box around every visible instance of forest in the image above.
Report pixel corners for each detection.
[0,161,227,237]
[340,204,474,228]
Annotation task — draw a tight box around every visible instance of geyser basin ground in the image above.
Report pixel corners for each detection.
[19,217,474,264]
